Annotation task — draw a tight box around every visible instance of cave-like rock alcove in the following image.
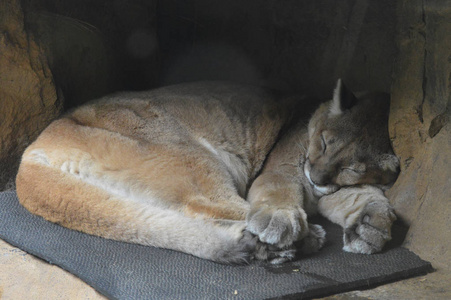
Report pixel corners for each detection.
[0,0,449,298]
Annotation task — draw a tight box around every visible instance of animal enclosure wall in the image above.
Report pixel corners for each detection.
[0,0,449,272]
[157,0,397,98]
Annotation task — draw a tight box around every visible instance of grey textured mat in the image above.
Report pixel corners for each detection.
[0,191,432,299]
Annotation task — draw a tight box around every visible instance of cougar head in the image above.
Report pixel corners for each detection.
[304,79,399,196]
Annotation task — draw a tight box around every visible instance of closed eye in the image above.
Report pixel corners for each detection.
[320,133,326,154]
[342,167,366,174]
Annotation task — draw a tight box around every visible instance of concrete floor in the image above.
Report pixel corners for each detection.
[1,237,449,300]
[321,270,451,300]
[0,239,104,300]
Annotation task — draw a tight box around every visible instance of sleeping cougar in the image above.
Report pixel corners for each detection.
[16,79,399,264]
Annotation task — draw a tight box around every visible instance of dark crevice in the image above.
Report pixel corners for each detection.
[428,106,450,138]
[419,0,427,124]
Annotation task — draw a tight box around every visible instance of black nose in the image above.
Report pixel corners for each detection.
[310,164,332,185]
[310,170,332,186]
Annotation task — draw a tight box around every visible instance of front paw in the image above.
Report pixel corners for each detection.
[252,223,326,264]
[343,201,396,254]
[246,205,308,248]
[298,223,326,254]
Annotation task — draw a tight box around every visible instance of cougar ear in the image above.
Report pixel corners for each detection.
[378,153,400,173]
[329,79,358,116]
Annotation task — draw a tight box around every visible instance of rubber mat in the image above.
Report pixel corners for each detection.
[0,191,432,299]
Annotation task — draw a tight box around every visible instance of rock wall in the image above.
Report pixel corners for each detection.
[388,0,451,269]
[22,0,159,109]
[0,0,61,190]
[157,0,397,99]
[0,0,159,190]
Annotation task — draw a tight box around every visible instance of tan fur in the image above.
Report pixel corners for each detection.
[318,186,396,254]
[16,80,399,264]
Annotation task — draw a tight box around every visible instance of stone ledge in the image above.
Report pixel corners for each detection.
[0,238,104,299]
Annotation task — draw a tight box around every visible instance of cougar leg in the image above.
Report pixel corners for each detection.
[16,118,253,263]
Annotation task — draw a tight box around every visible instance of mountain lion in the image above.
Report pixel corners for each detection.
[16,79,399,264]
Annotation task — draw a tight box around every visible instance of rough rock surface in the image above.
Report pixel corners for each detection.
[22,0,159,109]
[157,0,397,99]
[387,0,451,270]
[0,0,61,190]
[323,2,451,298]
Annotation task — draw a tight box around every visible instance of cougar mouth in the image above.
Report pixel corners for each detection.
[303,164,339,196]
